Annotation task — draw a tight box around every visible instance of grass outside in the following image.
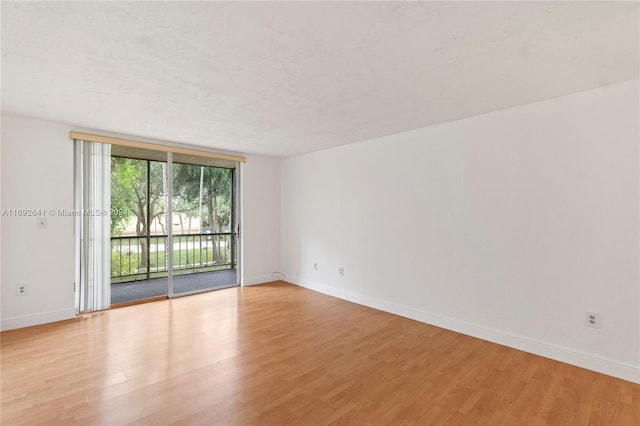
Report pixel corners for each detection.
[111,246,232,284]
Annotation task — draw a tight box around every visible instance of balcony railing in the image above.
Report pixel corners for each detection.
[111,232,235,283]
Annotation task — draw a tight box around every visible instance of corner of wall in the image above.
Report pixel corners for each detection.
[279,80,640,384]
[240,155,282,286]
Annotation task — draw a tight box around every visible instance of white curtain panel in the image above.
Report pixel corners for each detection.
[74,140,111,312]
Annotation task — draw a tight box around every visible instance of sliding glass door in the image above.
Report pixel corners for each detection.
[106,147,239,305]
[74,133,243,313]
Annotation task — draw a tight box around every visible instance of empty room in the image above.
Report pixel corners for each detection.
[1,2,639,425]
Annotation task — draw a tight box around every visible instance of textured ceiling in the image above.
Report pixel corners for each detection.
[2,2,638,157]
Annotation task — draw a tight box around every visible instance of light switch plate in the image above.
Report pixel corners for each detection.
[37,217,47,229]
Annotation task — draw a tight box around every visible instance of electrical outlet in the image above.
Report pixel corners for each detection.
[313,262,318,271]
[339,267,344,276]
[585,312,602,329]
[16,284,27,296]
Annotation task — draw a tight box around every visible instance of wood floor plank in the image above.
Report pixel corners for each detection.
[1,281,638,425]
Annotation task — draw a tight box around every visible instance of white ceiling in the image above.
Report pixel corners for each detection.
[2,2,638,158]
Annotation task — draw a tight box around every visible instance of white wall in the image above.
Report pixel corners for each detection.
[241,155,281,285]
[281,80,640,383]
[1,115,76,329]
[0,115,3,324]
[0,114,282,330]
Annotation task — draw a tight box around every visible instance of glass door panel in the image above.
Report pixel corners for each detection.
[170,161,237,296]
[110,148,168,305]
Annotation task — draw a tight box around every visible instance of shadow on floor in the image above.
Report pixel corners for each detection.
[111,269,238,305]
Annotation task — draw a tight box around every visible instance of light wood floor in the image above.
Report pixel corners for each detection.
[1,282,638,425]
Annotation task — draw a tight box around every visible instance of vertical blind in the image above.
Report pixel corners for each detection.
[74,140,112,312]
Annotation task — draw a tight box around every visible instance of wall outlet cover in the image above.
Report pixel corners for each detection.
[16,284,28,296]
[585,311,602,329]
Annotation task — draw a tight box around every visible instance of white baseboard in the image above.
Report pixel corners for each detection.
[1,308,76,331]
[242,274,281,286]
[287,275,640,384]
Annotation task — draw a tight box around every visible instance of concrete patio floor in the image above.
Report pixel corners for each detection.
[111,269,238,305]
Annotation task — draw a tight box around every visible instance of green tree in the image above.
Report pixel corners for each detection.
[173,164,232,264]
[111,157,166,272]
[110,157,138,235]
